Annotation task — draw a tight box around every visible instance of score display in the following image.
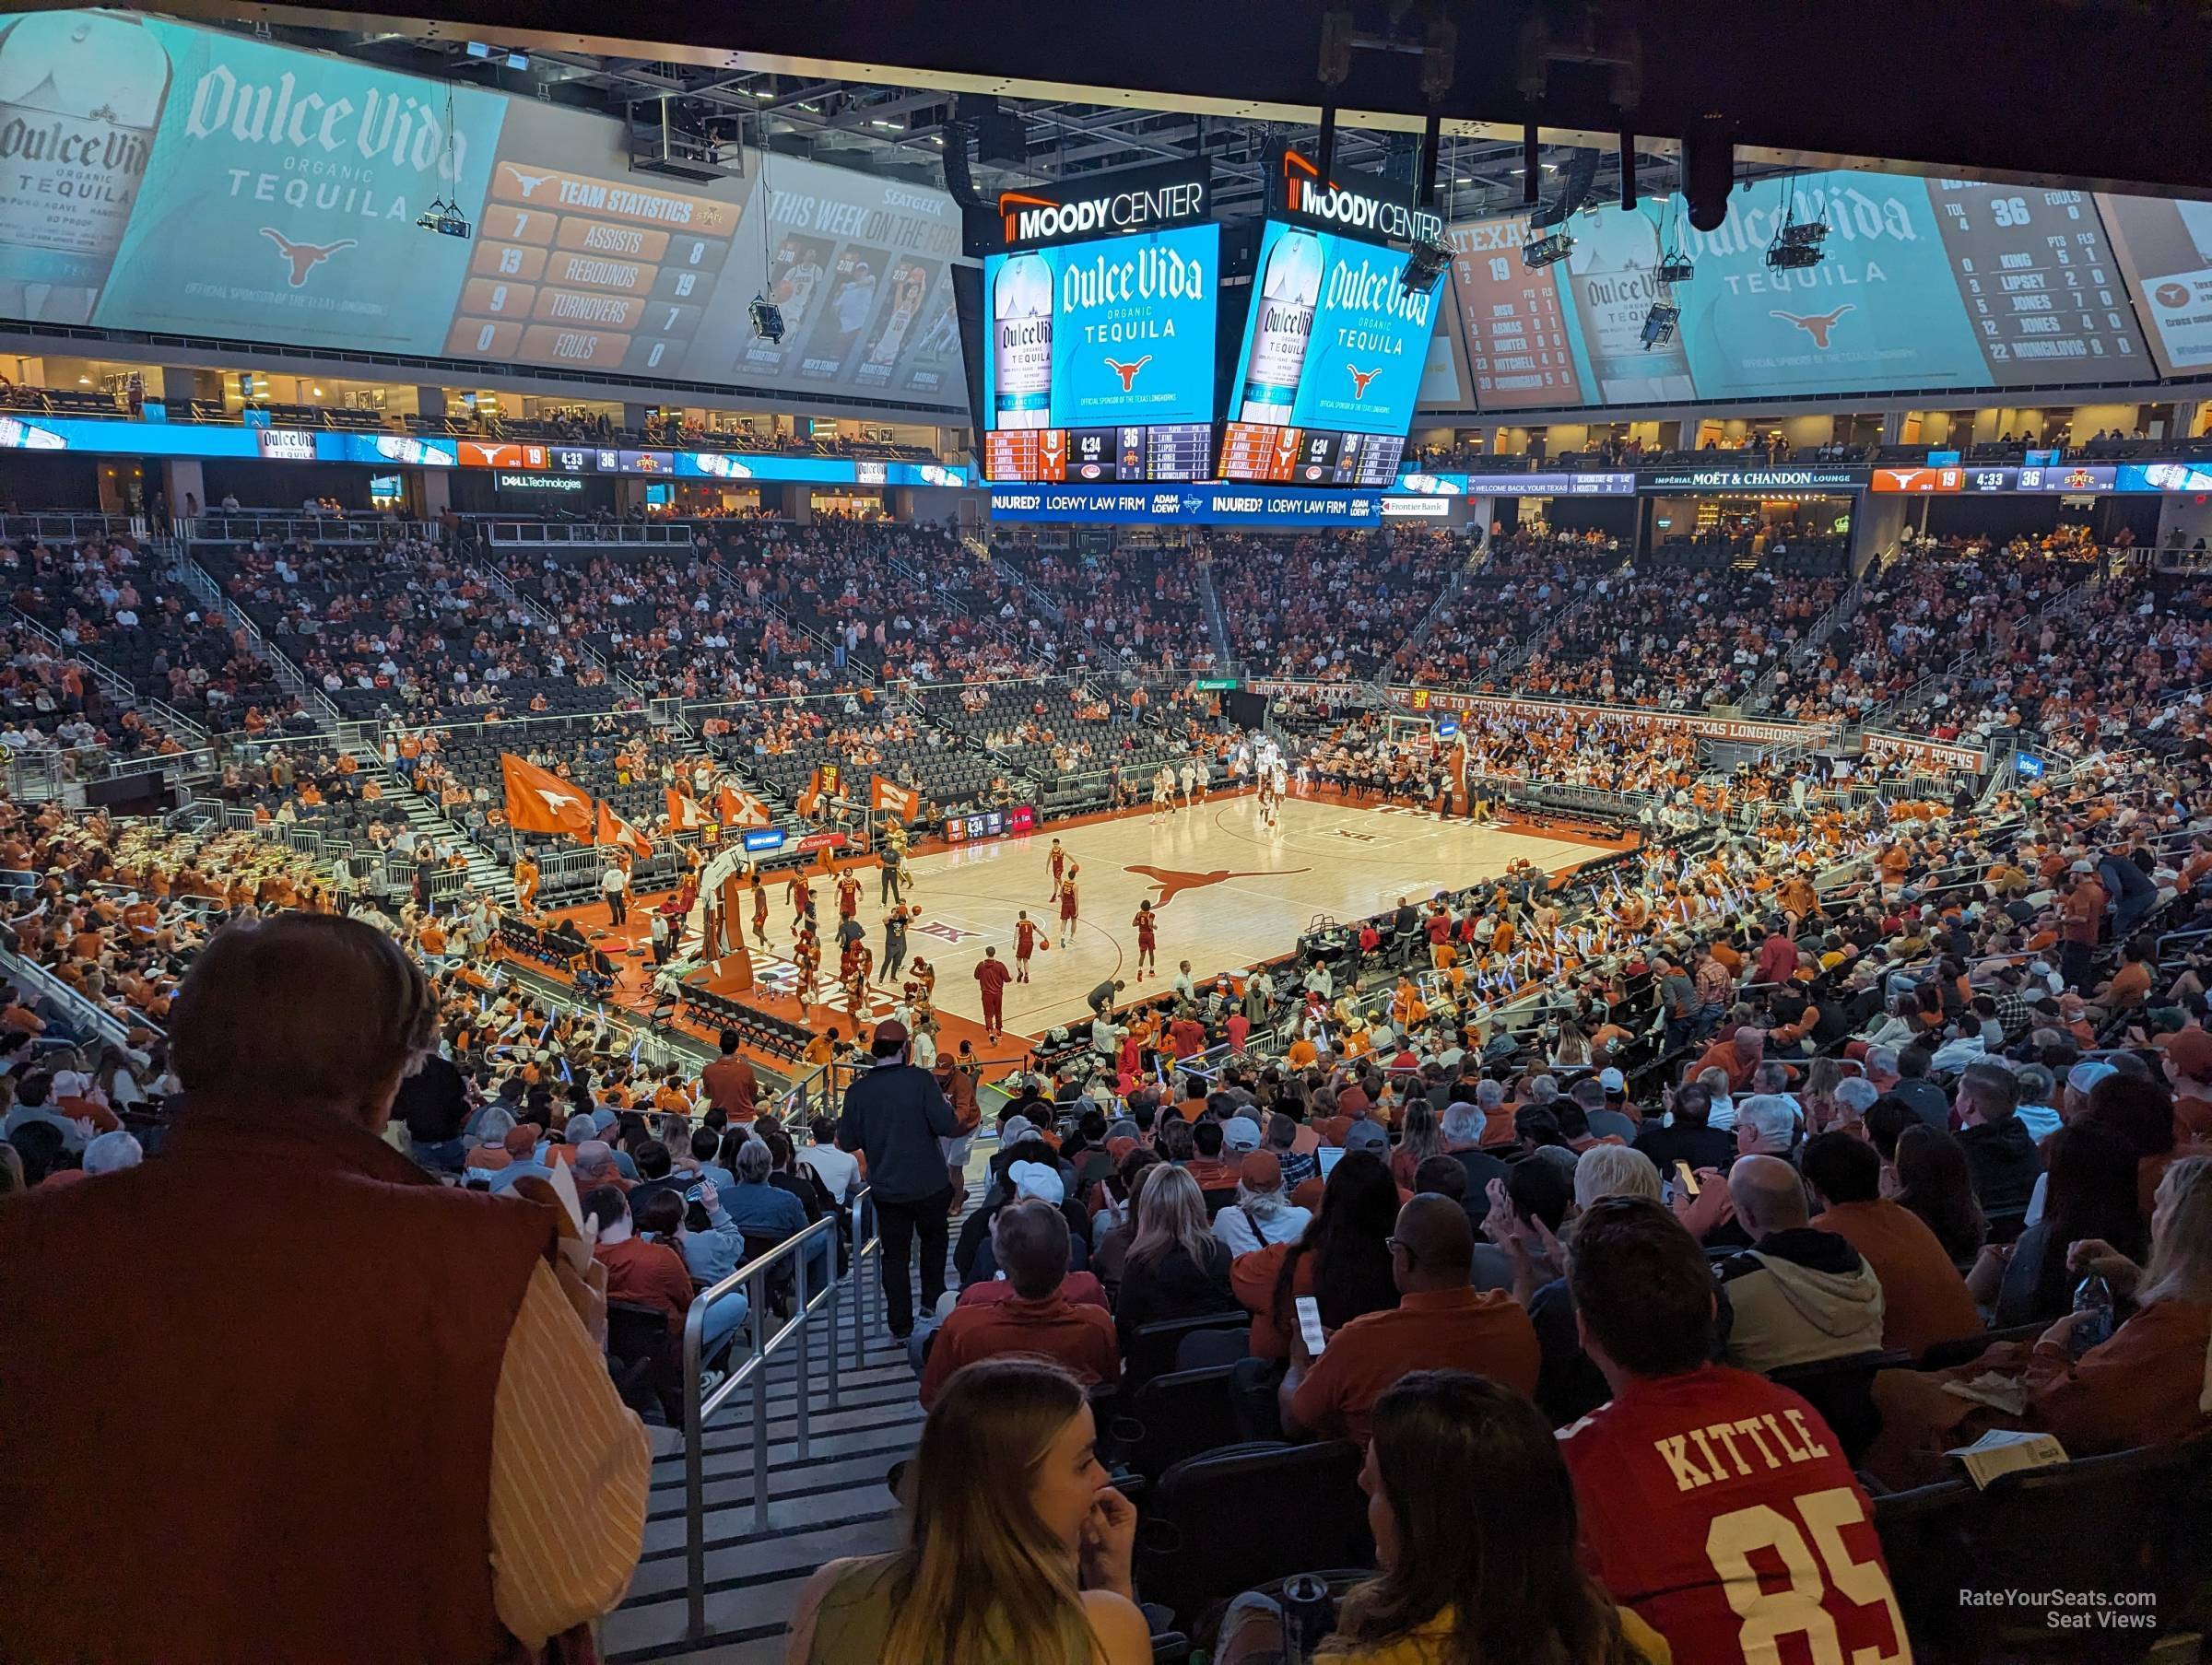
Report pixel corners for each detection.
[983,423,1213,485]
[1927,183,2144,381]
[1218,221,1439,484]
[1446,215,1587,410]
[982,223,1219,483]
[2098,193,2212,377]
[15,10,968,407]
[1218,423,1406,486]
[1442,172,2154,411]
[943,804,1037,845]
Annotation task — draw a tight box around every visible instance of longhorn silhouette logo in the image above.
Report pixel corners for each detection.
[1126,862,1306,907]
[1347,365,1382,397]
[260,229,357,287]
[1104,355,1152,391]
[1770,305,1855,347]
[503,164,553,196]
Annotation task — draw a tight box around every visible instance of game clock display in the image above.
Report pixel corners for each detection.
[943,804,1037,845]
[982,423,1212,483]
[1219,422,1406,486]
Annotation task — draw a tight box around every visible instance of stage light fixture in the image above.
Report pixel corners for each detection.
[1522,230,1573,270]
[1641,300,1680,348]
[416,87,471,238]
[1401,236,1451,294]
[1766,220,1828,270]
[416,196,472,239]
[1766,193,1829,269]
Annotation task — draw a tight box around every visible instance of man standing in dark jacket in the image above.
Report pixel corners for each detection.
[839,1018,962,1339]
[1953,1061,2042,1216]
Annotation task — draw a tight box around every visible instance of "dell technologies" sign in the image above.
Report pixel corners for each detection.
[1000,160,1212,250]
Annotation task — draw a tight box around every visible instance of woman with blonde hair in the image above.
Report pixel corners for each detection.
[1389,1100,1441,1190]
[1798,1056,1847,1132]
[1548,1018,1593,1071]
[1113,1163,1238,1349]
[786,1357,1149,1664]
[1870,1155,2212,1485]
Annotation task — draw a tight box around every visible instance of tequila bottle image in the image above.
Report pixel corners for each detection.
[991,251,1053,428]
[1240,228,1323,424]
[0,11,168,324]
[1566,205,1695,403]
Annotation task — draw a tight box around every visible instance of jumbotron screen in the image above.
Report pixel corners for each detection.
[0,10,967,407]
[1448,172,2151,410]
[980,222,1219,483]
[1218,220,1441,487]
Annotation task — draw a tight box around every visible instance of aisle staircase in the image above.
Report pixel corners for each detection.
[602,1346,924,1663]
[603,1163,985,1664]
[1194,559,1236,670]
[359,751,514,905]
[470,560,650,706]
[1387,554,1476,678]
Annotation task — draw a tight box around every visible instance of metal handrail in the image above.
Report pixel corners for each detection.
[182,513,438,545]
[678,1186,884,1637]
[0,941,135,1050]
[481,520,703,547]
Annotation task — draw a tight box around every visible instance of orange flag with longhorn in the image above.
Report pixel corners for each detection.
[594,799,655,858]
[794,765,837,817]
[500,754,594,841]
[870,774,922,822]
[717,782,771,827]
[665,787,714,832]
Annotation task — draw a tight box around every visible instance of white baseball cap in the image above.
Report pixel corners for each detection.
[1008,1159,1065,1206]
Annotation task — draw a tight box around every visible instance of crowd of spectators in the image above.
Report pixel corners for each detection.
[0,619,183,765]
[497,545,855,703]
[984,543,1213,674]
[1209,529,1469,680]
[12,489,2212,1660]
[8,534,298,733]
[201,534,618,724]
[799,721,2212,1660]
[1767,530,2103,727]
[1515,564,1849,710]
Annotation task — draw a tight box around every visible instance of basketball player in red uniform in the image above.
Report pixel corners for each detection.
[1132,900,1158,980]
[1045,838,1066,901]
[793,925,821,1008]
[974,944,1012,1043]
[835,868,862,920]
[1558,1199,1909,1665]
[749,871,769,946]
[1056,865,1080,949]
[1013,909,1044,982]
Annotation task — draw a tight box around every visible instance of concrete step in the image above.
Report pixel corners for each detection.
[642,1440,918,1529]
[605,1508,905,1662]
[603,1166,972,1665]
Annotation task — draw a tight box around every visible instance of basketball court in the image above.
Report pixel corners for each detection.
[841,793,1611,1037]
[531,791,1623,1063]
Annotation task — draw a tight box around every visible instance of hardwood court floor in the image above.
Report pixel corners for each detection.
[869,794,1606,1038]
